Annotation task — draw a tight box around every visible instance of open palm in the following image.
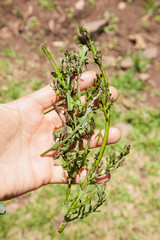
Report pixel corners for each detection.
[0,71,120,200]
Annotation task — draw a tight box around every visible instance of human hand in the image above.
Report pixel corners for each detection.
[0,71,120,201]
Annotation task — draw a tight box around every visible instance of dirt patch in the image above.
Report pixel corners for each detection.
[0,0,159,107]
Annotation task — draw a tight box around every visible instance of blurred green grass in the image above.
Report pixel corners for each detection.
[0,48,44,103]
[0,42,160,240]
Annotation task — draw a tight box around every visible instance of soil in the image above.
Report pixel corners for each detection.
[0,0,160,100]
[0,1,160,238]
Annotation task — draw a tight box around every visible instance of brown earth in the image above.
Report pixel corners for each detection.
[0,0,160,97]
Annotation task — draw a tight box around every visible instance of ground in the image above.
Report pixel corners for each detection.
[0,0,160,240]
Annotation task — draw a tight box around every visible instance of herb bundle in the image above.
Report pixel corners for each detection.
[41,27,130,233]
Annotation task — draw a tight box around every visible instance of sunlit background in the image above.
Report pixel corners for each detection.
[0,0,160,239]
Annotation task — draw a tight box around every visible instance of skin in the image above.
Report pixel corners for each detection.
[0,71,120,201]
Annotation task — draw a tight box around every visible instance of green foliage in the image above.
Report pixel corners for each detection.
[124,106,160,157]
[123,0,133,2]
[0,59,10,74]
[142,20,150,28]
[67,7,75,19]
[0,57,44,102]
[135,137,159,157]
[22,34,33,43]
[88,0,96,7]
[41,27,130,232]
[29,77,44,91]
[106,145,130,172]
[155,14,160,22]
[36,0,58,11]
[108,38,118,49]
[111,69,146,95]
[144,0,160,13]
[126,0,133,3]
[132,50,149,73]
[104,12,119,33]
[28,16,40,30]
[0,81,25,101]
[125,107,160,135]
[0,48,18,58]
[12,6,21,16]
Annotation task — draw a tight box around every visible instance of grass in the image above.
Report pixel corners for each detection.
[131,50,149,73]
[142,0,160,27]
[0,59,10,75]
[66,7,75,20]
[0,48,44,103]
[125,107,160,158]
[108,38,118,49]
[111,69,146,96]
[36,0,58,11]
[0,7,160,239]
[1,62,159,239]
[144,0,160,14]
[88,0,96,7]
[28,16,40,30]
[12,6,21,16]
[1,81,25,101]
[0,48,19,58]
[104,11,119,33]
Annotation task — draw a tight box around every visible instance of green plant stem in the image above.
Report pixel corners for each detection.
[58,220,67,233]
[80,27,111,189]
[77,68,81,100]
[42,45,65,87]
[58,28,111,233]
[41,31,130,234]
[58,184,89,233]
[77,45,88,99]
[82,114,110,189]
[66,179,72,201]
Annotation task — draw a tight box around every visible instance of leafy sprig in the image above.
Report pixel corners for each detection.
[41,27,130,233]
